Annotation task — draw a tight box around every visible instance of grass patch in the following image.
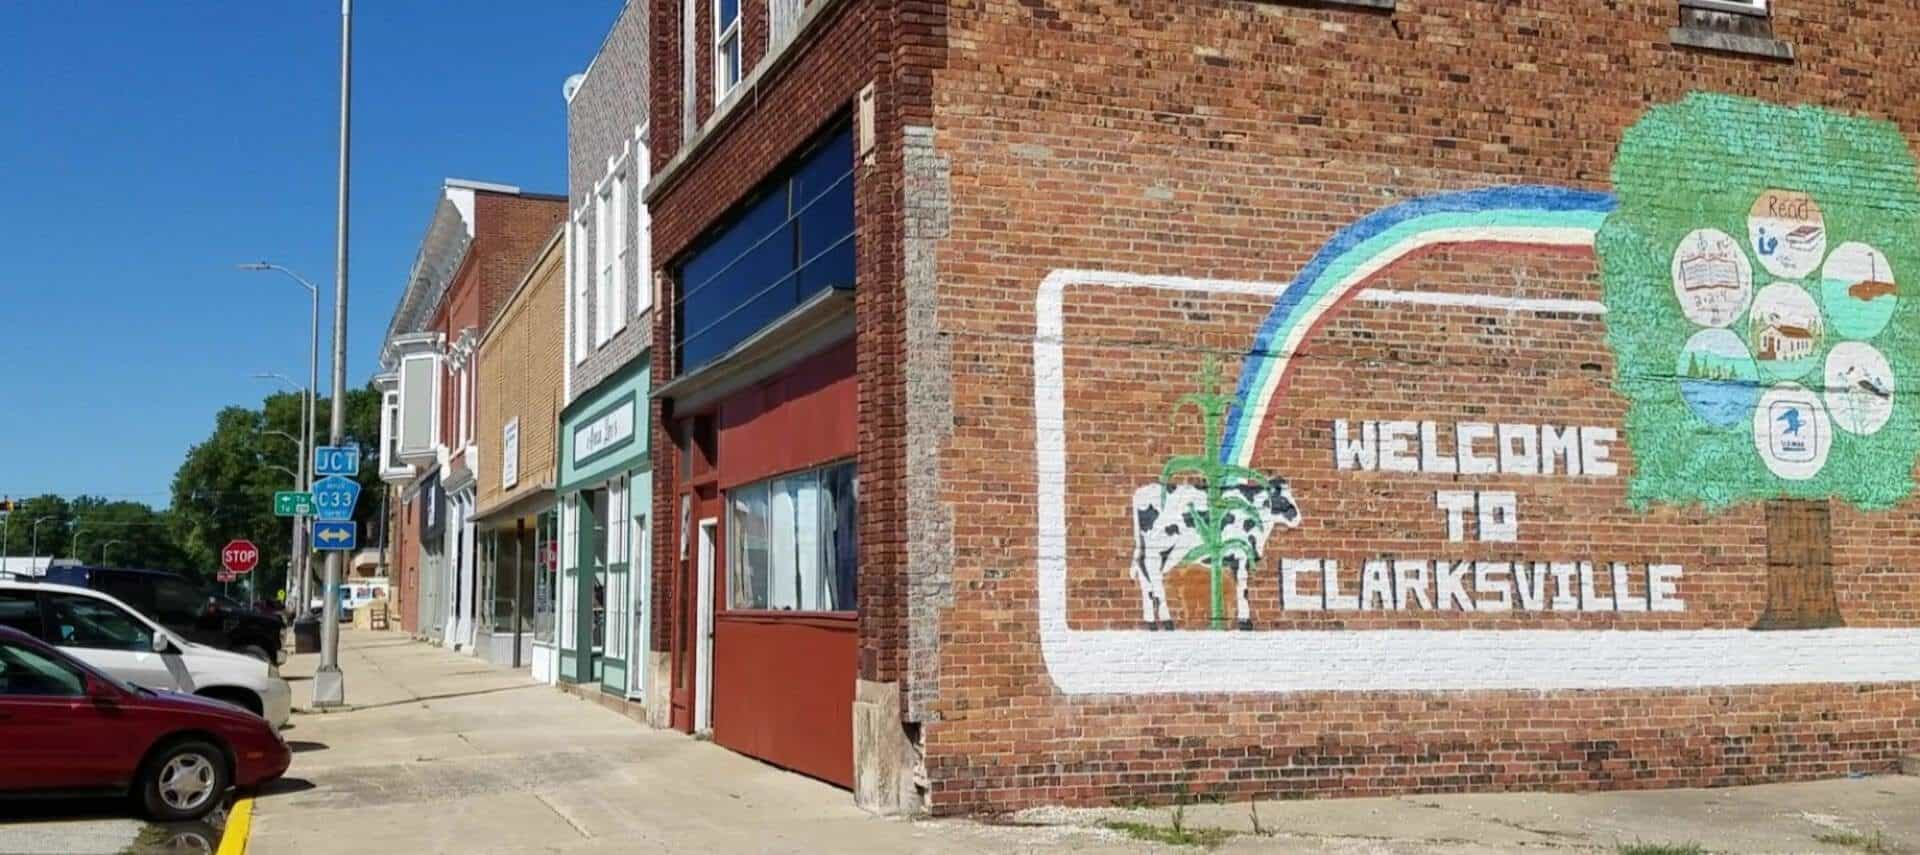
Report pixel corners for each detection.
[1617,843,1707,855]
[1100,819,1236,849]
[1815,829,1897,854]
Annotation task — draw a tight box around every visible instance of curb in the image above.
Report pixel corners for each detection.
[216,796,254,855]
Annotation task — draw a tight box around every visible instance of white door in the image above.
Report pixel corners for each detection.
[693,519,717,734]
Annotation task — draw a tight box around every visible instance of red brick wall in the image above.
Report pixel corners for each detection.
[914,0,1920,815]
[647,0,879,660]
[473,193,568,324]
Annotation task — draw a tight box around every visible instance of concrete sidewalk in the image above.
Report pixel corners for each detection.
[251,630,1920,854]
[250,630,1137,854]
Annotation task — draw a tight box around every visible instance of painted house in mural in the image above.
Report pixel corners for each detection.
[551,0,657,704]
[635,0,1920,816]
[373,180,565,651]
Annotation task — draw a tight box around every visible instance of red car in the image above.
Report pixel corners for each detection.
[0,625,290,820]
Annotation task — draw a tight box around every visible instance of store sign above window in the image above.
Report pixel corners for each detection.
[574,394,636,467]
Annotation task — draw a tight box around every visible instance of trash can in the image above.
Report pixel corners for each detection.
[293,617,322,654]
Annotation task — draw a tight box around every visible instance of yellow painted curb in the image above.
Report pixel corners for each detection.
[216,796,254,855]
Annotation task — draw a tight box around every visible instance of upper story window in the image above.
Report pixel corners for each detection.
[610,169,629,339]
[594,182,617,347]
[770,0,803,46]
[672,123,856,374]
[714,0,743,100]
[633,143,654,315]
[380,390,403,472]
[571,215,591,365]
[1675,0,1788,59]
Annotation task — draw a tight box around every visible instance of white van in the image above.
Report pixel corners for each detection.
[0,581,292,728]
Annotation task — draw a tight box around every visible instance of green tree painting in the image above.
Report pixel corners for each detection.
[1597,93,1920,510]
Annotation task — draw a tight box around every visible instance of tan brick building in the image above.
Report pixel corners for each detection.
[472,227,567,671]
[640,0,1920,816]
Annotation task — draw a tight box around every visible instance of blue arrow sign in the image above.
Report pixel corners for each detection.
[310,475,361,522]
[313,444,361,477]
[312,520,357,551]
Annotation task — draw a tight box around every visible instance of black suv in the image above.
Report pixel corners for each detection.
[41,566,284,663]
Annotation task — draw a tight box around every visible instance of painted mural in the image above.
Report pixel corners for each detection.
[1036,93,1920,695]
[1601,94,1920,509]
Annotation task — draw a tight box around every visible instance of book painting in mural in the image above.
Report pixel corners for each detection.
[1036,93,1920,695]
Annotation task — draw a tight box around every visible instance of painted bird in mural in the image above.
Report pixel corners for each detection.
[1776,406,1806,436]
[1845,365,1893,400]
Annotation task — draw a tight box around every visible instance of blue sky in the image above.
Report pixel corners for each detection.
[0,1,617,506]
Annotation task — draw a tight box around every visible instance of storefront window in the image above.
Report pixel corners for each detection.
[533,510,557,644]
[727,460,856,612]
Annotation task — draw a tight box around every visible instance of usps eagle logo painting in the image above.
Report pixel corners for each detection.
[1033,93,1920,695]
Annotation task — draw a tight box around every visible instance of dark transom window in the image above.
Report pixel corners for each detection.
[673,123,856,375]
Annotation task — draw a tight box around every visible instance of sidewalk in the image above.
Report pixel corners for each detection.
[250,629,1137,854]
[251,630,1920,854]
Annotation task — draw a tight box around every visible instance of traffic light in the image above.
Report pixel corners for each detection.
[0,498,14,515]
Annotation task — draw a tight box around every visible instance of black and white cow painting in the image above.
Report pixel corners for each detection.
[1129,478,1302,630]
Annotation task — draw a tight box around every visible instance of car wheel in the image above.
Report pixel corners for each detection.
[240,644,271,662]
[137,739,230,822]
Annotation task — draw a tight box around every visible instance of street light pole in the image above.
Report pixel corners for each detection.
[30,517,55,570]
[314,0,353,708]
[100,539,122,566]
[259,392,312,606]
[239,266,320,612]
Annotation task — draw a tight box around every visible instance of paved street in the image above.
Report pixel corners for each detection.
[243,628,1920,855]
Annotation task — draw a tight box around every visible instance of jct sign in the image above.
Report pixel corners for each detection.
[221,540,259,575]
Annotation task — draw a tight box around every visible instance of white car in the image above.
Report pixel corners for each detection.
[0,581,292,728]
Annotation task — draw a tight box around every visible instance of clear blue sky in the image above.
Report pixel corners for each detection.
[0,1,617,506]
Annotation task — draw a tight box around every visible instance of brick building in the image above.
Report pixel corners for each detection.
[551,0,658,702]
[374,180,565,652]
[639,0,1920,816]
[472,226,566,673]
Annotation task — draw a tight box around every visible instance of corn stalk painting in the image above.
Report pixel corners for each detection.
[1158,356,1272,629]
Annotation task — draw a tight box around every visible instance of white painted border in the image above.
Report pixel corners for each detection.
[1034,268,1920,695]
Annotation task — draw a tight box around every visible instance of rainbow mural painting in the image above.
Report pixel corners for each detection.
[1218,186,1619,467]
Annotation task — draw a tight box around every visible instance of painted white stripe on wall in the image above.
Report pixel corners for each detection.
[1034,268,1920,695]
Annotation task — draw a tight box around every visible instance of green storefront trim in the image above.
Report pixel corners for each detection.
[559,357,651,494]
[556,356,653,692]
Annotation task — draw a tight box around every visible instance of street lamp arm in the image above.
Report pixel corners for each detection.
[237,262,319,295]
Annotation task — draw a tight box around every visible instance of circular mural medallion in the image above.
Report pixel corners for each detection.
[1670,228,1753,328]
[1819,241,1898,340]
[1748,189,1827,280]
[1675,328,1760,428]
[1823,342,1895,436]
[1752,382,1832,480]
[1746,282,1824,381]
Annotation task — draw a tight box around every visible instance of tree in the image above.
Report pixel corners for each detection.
[168,384,384,597]
[1598,93,1920,510]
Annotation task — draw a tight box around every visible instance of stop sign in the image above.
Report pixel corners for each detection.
[221,540,260,574]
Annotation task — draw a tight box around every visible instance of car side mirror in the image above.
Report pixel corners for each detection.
[150,633,171,654]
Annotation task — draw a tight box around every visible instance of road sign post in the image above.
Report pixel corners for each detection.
[221,540,260,575]
[312,520,357,551]
[309,476,361,521]
[313,444,361,477]
[274,491,315,517]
